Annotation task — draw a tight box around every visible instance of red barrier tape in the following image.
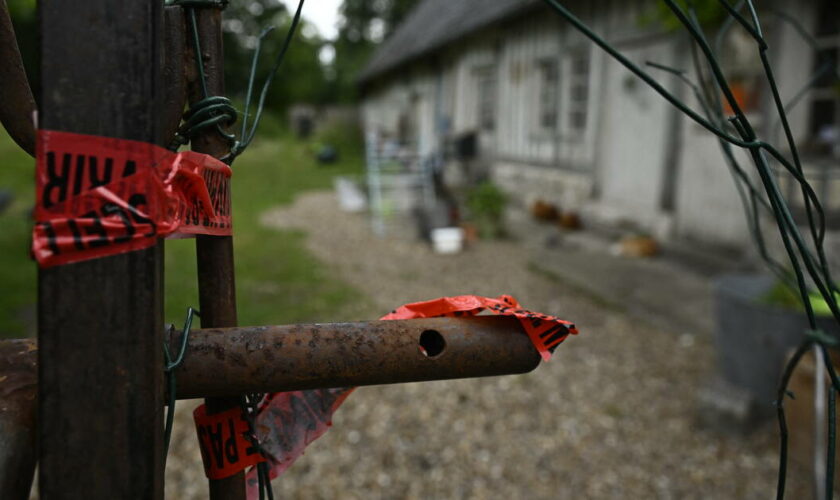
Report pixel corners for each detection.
[33,130,232,267]
[193,404,267,480]
[244,295,577,498]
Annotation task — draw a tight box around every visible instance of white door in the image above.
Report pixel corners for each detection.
[597,42,675,219]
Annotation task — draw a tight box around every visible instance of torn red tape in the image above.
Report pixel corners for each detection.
[33,130,232,267]
[193,404,266,480]
[244,388,354,494]
[245,295,576,498]
[380,294,577,361]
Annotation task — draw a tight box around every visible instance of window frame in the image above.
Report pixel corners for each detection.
[807,0,840,159]
[535,58,561,133]
[559,45,592,140]
[475,66,498,132]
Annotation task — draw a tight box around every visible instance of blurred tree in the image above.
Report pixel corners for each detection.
[6,0,329,118]
[6,0,38,100]
[6,0,412,116]
[640,0,727,31]
[223,0,330,112]
[330,0,420,102]
[339,0,417,42]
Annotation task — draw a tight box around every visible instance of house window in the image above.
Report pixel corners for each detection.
[476,68,497,131]
[537,60,560,130]
[563,47,591,136]
[809,0,840,157]
[533,48,591,140]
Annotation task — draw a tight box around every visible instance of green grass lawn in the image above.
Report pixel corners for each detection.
[0,130,37,336]
[0,116,371,337]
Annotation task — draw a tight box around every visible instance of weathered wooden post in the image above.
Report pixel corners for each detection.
[37,1,165,498]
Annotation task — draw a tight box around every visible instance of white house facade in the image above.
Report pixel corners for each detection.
[359,0,840,254]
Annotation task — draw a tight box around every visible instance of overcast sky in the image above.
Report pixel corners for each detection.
[280,0,343,40]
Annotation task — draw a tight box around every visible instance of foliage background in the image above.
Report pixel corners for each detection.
[0,0,425,336]
[7,0,420,111]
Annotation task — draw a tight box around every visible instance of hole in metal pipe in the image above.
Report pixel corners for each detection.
[418,329,446,358]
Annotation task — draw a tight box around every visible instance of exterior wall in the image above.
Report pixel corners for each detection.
[772,2,818,148]
[670,1,826,249]
[444,4,608,209]
[770,2,840,215]
[451,43,496,134]
[361,0,825,252]
[673,131,753,248]
[590,34,677,235]
[362,83,403,138]
[588,23,755,247]
[493,162,592,211]
[362,70,438,157]
[492,14,605,168]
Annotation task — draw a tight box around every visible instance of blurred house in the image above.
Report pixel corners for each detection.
[358,0,840,255]
[288,104,359,139]
[289,104,316,138]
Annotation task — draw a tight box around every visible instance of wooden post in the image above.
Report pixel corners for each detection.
[185,8,247,500]
[38,2,164,499]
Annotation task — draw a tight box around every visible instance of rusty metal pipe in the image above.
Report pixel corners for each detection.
[0,339,37,500]
[0,317,540,403]
[0,317,538,496]
[0,0,36,156]
[171,316,541,399]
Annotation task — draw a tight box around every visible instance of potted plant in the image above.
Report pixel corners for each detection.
[465,181,507,240]
[714,274,839,418]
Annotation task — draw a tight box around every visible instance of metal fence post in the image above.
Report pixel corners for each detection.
[185,7,247,500]
[37,1,165,498]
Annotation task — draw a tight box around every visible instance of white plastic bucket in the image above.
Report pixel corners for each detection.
[431,227,464,254]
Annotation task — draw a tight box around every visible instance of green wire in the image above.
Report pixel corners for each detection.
[162,2,308,495]
[231,0,307,160]
[169,0,307,166]
[163,308,198,462]
[541,1,840,498]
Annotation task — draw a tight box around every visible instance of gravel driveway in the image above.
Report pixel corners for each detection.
[160,190,806,499]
